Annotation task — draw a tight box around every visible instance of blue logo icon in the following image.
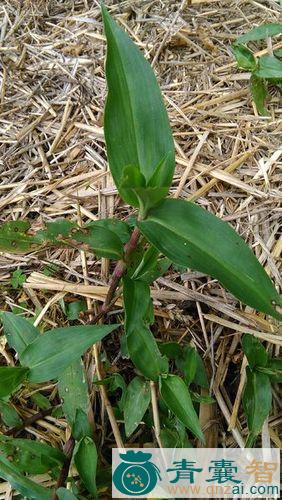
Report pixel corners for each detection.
[113,450,161,496]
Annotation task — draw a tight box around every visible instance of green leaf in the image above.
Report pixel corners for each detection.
[0,367,29,397]
[124,377,151,436]
[159,374,204,441]
[64,300,87,320]
[0,400,22,427]
[0,220,41,254]
[131,245,171,283]
[11,269,26,289]
[250,75,269,116]
[139,199,282,320]
[95,373,126,410]
[123,277,168,380]
[31,392,51,410]
[102,6,175,205]
[72,408,92,441]
[57,488,78,500]
[243,367,272,437]
[38,219,124,259]
[0,435,65,474]
[242,334,268,369]
[254,54,282,79]
[232,44,257,70]
[159,342,182,360]
[235,23,282,44]
[175,346,198,386]
[58,359,91,435]
[262,358,282,383]
[36,220,75,244]
[20,324,118,383]
[0,453,50,499]
[190,392,215,404]
[74,437,97,498]
[88,218,131,244]
[71,225,124,259]
[1,312,39,357]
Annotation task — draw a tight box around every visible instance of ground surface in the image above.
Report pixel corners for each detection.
[0,0,281,497]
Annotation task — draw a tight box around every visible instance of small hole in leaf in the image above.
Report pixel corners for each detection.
[13,227,19,233]
[11,241,17,247]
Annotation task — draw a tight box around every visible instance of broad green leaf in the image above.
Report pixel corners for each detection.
[0,435,64,474]
[243,367,272,436]
[0,367,29,397]
[232,44,257,70]
[102,6,175,204]
[159,374,204,441]
[0,400,22,427]
[38,219,124,259]
[123,277,168,380]
[36,220,75,244]
[21,324,118,383]
[242,334,268,369]
[58,359,91,436]
[88,218,131,244]
[74,437,98,498]
[235,23,282,44]
[250,75,269,116]
[175,346,198,386]
[124,377,151,436]
[57,488,78,500]
[0,220,41,254]
[72,408,92,441]
[254,54,282,79]
[159,342,182,360]
[71,225,124,259]
[1,312,39,357]
[139,199,282,320]
[0,454,50,499]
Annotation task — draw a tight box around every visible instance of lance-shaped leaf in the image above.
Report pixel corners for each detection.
[0,221,41,254]
[123,276,168,380]
[57,489,78,500]
[123,376,151,436]
[242,334,268,369]
[254,54,282,79]
[0,454,50,499]
[232,44,257,71]
[139,199,282,320]
[243,367,272,439]
[235,23,282,44]
[0,435,65,475]
[74,437,98,498]
[58,359,92,440]
[159,374,204,441]
[20,324,118,383]
[0,367,29,397]
[1,312,39,358]
[250,75,268,116]
[102,6,175,206]
[38,220,124,259]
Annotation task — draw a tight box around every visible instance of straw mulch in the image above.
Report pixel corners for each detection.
[0,0,281,496]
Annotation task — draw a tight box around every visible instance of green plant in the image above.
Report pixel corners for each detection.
[0,6,281,498]
[232,23,282,115]
[242,334,281,447]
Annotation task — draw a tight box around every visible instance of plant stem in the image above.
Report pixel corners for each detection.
[150,381,163,448]
[5,405,59,437]
[51,436,75,500]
